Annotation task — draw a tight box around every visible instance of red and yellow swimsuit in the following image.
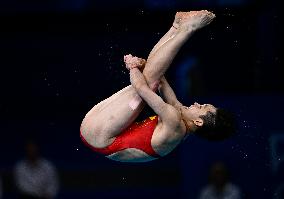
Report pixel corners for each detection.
[80,116,161,158]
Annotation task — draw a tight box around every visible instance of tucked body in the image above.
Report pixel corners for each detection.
[80,11,235,162]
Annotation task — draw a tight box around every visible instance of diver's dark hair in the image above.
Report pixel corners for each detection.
[194,108,236,141]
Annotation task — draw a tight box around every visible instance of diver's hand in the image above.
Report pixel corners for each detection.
[124,54,146,70]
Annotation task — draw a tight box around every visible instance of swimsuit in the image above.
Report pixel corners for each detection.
[80,116,161,158]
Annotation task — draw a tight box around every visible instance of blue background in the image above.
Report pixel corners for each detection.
[0,0,283,198]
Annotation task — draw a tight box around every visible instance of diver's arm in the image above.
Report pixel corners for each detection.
[130,68,178,122]
[159,76,182,107]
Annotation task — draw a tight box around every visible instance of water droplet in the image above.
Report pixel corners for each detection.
[122,177,127,183]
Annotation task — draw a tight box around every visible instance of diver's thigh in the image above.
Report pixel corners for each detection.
[80,85,144,147]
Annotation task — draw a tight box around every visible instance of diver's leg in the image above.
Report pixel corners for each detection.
[147,26,177,60]
[147,11,211,60]
[143,10,215,86]
[147,12,195,59]
[80,85,146,148]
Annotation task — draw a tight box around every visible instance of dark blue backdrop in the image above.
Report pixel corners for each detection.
[0,0,282,198]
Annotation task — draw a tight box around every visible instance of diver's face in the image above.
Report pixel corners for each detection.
[183,102,217,126]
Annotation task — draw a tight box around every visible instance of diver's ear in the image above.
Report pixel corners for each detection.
[193,118,204,127]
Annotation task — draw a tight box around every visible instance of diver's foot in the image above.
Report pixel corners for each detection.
[174,10,215,32]
[124,54,146,70]
[173,11,188,29]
